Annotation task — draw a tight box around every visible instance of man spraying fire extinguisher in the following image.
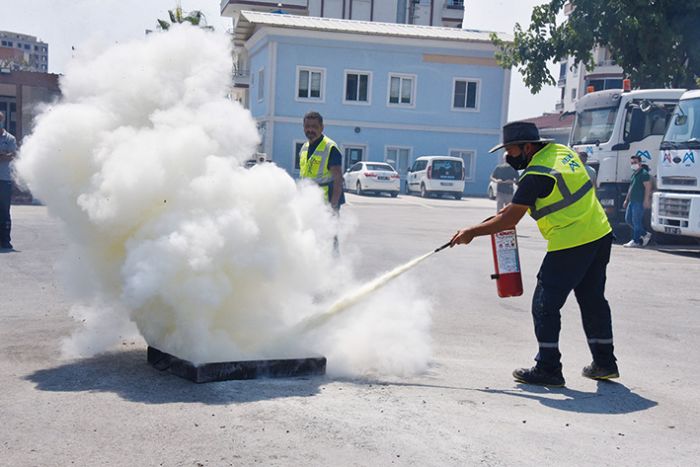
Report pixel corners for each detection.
[449,121,618,388]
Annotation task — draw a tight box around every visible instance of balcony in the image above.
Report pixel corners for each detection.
[555,100,564,112]
[220,0,309,17]
[232,66,250,88]
[442,1,464,25]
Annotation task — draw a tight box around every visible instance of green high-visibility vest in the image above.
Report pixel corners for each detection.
[299,135,338,200]
[519,143,611,252]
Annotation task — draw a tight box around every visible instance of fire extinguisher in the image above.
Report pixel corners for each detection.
[490,228,523,298]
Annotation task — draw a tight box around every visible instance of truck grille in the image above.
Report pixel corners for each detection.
[657,197,691,220]
[661,176,697,187]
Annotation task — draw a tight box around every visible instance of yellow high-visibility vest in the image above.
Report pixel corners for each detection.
[299,135,338,200]
[519,143,611,251]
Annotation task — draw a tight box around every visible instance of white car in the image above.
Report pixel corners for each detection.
[344,161,401,197]
[406,155,465,199]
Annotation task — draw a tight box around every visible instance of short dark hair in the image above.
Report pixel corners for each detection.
[630,154,642,162]
[577,151,588,163]
[303,111,323,126]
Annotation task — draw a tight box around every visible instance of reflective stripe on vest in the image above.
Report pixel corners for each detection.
[522,165,593,220]
[299,136,336,187]
[519,144,611,251]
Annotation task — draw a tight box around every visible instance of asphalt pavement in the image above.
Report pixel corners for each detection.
[1,196,699,466]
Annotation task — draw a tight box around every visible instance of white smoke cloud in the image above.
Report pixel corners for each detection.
[14,25,432,377]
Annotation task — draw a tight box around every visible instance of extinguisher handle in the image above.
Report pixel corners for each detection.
[490,274,500,280]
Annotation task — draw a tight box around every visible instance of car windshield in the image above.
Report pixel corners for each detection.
[571,106,619,145]
[432,160,463,180]
[663,98,700,147]
[366,163,395,172]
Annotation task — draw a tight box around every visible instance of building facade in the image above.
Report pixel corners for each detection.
[221,0,465,27]
[232,11,510,196]
[555,2,623,112]
[0,31,49,73]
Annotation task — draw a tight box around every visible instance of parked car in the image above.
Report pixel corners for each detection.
[343,161,401,197]
[487,180,497,199]
[406,155,465,199]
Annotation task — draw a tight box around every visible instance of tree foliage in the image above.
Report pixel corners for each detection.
[157,2,214,31]
[491,0,700,93]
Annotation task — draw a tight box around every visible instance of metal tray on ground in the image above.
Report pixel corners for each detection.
[147,346,327,383]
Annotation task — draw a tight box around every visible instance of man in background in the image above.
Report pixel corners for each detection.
[0,111,16,251]
[623,154,652,248]
[490,153,519,212]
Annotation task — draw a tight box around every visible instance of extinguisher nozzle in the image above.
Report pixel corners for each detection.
[434,241,452,253]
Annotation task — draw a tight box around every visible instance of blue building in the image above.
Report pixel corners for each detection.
[233,11,511,196]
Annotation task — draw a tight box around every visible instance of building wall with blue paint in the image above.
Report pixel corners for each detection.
[244,23,510,196]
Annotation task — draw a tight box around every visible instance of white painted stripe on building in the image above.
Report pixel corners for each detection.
[265,116,501,136]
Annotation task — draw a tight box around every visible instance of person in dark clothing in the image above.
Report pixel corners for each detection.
[490,153,519,212]
[0,111,16,251]
[449,121,619,387]
[623,154,652,247]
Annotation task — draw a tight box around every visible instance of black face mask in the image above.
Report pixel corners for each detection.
[506,154,528,170]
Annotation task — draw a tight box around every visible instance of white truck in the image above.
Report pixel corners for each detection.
[570,88,685,237]
[651,90,700,242]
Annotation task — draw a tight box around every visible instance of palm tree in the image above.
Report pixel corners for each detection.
[157,1,214,31]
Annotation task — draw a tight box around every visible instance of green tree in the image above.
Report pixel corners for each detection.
[491,0,700,93]
[157,1,214,31]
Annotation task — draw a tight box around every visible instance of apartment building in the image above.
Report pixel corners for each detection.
[0,31,49,73]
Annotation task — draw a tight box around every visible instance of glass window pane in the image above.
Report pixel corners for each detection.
[390,76,400,103]
[310,72,321,98]
[346,73,358,101]
[454,80,466,108]
[359,74,368,101]
[466,81,477,108]
[401,78,412,104]
[298,70,309,98]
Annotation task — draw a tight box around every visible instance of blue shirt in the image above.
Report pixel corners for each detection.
[0,129,17,181]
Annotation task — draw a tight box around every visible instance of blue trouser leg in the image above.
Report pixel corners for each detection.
[625,201,646,243]
[0,181,11,247]
[531,233,616,371]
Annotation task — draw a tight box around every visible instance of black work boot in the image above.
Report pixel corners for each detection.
[582,362,619,380]
[512,366,565,387]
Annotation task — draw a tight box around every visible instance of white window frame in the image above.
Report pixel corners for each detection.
[341,144,368,171]
[295,66,326,103]
[451,77,481,112]
[448,148,476,182]
[387,73,417,108]
[384,145,413,170]
[257,68,265,102]
[343,69,372,106]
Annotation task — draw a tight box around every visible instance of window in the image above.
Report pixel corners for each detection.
[297,67,324,101]
[257,69,264,101]
[449,149,475,181]
[344,71,370,104]
[385,147,411,179]
[452,78,479,110]
[571,88,577,101]
[388,74,415,106]
[344,146,365,171]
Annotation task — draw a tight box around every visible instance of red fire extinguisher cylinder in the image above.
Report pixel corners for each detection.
[490,228,523,298]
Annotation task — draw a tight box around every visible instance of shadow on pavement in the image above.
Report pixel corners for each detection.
[25,349,324,405]
[377,379,656,415]
[480,380,657,414]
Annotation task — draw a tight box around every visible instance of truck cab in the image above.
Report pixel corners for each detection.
[571,88,684,232]
[652,90,700,242]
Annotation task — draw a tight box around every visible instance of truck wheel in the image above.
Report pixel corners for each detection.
[391,191,398,198]
[420,184,428,198]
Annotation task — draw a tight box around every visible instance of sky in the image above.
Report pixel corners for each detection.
[0,0,560,121]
